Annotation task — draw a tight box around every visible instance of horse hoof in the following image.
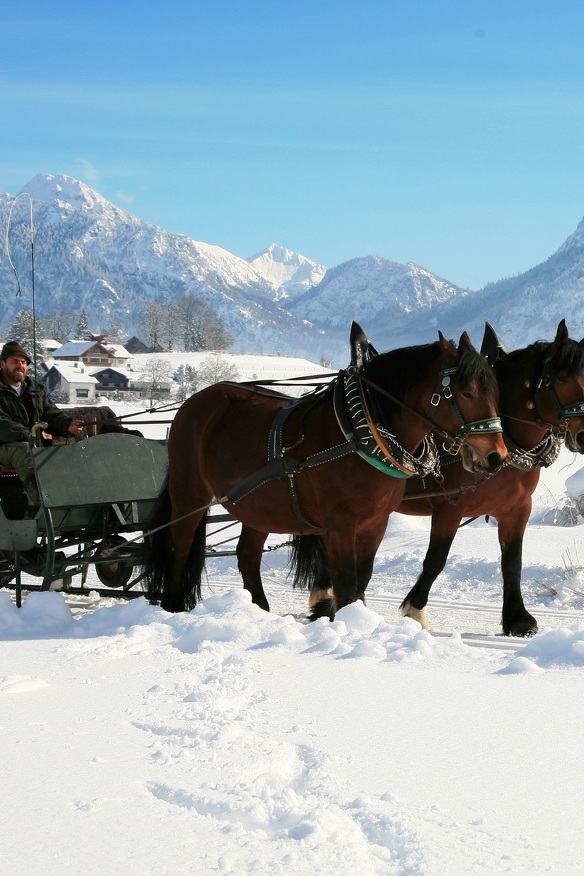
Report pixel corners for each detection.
[504,618,538,637]
[400,601,429,630]
[308,598,334,622]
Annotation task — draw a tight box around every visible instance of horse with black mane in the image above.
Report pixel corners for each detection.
[142,326,507,616]
[289,320,584,636]
[398,319,584,636]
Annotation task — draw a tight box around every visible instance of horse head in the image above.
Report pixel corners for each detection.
[435,331,507,473]
[366,332,507,475]
[496,320,584,455]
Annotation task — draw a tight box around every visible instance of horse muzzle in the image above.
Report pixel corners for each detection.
[565,429,584,454]
[459,440,507,474]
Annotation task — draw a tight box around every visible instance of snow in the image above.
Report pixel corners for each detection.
[2,413,584,873]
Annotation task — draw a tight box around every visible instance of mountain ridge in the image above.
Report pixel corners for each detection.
[2,173,583,363]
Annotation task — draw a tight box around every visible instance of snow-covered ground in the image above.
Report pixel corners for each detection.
[2,407,584,875]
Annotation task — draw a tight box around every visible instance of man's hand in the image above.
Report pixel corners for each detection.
[67,420,86,437]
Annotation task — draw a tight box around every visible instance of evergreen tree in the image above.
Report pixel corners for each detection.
[173,364,198,402]
[77,308,89,339]
[4,309,49,376]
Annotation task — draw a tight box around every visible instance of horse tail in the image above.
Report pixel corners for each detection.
[142,477,173,603]
[142,477,208,611]
[288,534,329,591]
[181,506,208,610]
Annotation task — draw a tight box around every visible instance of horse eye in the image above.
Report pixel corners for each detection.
[461,390,474,400]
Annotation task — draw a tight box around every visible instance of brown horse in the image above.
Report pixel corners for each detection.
[143,329,507,615]
[398,319,584,636]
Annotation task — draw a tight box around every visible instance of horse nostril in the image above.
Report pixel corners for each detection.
[487,452,503,471]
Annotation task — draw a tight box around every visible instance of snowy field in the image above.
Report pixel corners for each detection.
[2,407,584,874]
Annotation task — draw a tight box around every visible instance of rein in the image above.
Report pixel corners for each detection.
[359,369,502,451]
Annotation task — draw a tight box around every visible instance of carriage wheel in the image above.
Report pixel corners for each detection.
[94,536,133,588]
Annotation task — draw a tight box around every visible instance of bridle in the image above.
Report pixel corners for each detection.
[502,348,584,441]
[360,360,503,458]
[536,354,584,440]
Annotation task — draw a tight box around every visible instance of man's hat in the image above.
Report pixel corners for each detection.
[0,341,31,365]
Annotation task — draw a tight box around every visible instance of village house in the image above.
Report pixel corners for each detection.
[89,366,131,396]
[52,340,116,367]
[43,361,99,403]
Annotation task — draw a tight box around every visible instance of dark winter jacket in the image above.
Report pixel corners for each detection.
[0,376,73,444]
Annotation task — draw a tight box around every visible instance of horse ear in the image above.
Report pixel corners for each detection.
[552,318,569,350]
[438,331,458,364]
[480,322,509,364]
[458,331,475,351]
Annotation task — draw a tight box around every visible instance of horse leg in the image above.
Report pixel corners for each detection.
[163,509,208,612]
[308,527,385,620]
[355,554,375,604]
[237,525,270,611]
[165,466,213,612]
[497,509,538,637]
[400,515,458,630]
[326,530,361,617]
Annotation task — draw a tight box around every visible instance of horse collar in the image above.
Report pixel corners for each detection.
[334,369,438,478]
[504,430,562,471]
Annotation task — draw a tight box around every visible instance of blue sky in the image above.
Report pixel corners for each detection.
[2,0,584,290]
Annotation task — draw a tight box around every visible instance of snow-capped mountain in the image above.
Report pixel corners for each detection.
[247,244,327,301]
[288,256,469,349]
[0,175,335,360]
[289,228,584,353]
[426,222,584,350]
[2,172,584,364]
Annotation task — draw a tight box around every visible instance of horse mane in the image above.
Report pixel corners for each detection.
[365,338,498,404]
[506,338,584,376]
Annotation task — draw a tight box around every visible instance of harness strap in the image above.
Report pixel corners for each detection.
[504,430,562,470]
[225,438,356,506]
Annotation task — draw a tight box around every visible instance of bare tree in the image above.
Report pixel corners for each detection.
[198,353,240,389]
[137,301,165,350]
[40,311,76,343]
[161,301,180,352]
[102,319,124,344]
[138,357,173,406]
[173,294,232,351]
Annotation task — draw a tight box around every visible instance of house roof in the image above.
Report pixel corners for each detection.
[47,362,98,385]
[106,344,132,359]
[89,366,130,379]
[53,341,111,358]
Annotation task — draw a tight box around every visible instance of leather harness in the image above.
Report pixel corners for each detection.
[224,326,502,532]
